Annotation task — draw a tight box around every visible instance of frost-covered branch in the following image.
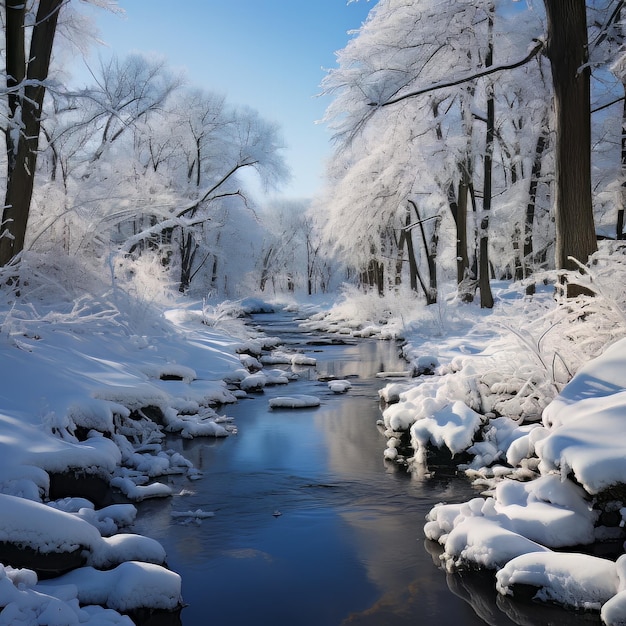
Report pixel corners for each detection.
[177,164,255,218]
[368,39,544,108]
[120,216,212,254]
[402,214,440,232]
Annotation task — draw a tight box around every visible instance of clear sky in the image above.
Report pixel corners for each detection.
[76,0,375,200]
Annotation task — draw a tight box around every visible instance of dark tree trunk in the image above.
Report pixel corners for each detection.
[450,174,471,289]
[404,226,419,294]
[394,228,405,288]
[259,247,274,292]
[523,124,549,273]
[364,258,385,296]
[615,91,626,240]
[399,209,420,293]
[409,200,438,304]
[478,4,495,309]
[544,0,597,282]
[0,0,63,266]
[179,231,197,292]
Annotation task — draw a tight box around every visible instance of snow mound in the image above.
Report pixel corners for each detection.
[38,561,182,612]
[240,373,267,392]
[269,395,321,409]
[411,399,483,459]
[0,563,135,625]
[533,338,626,494]
[47,500,137,536]
[425,474,598,567]
[109,477,172,502]
[260,353,292,365]
[328,380,352,393]
[434,516,551,570]
[602,556,626,626]
[602,592,626,626]
[89,533,167,569]
[0,494,102,555]
[290,354,316,366]
[496,552,619,610]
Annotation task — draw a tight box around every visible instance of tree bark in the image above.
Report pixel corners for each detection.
[409,200,438,304]
[478,4,495,309]
[523,124,549,274]
[615,89,626,241]
[544,0,598,278]
[0,0,63,266]
[449,176,471,289]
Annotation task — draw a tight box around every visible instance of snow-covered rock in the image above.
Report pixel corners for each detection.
[269,395,321,409]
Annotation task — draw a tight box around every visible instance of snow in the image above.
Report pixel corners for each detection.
[2,260,626,622]
[290,354,317,366]
[37,562,182,612]
[0,284,309,621]
[109,477,173,501]
[0,494,102,554]
[260,351,317,367]
[170,509,215,521]
[496,552,619,610]
[533,339,626,493]
[306,272,626,622]
[410,399,484,460]
[269,395,321,409]
[328,379,352,393]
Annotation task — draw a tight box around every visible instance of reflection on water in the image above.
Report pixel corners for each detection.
[131,316,596,626]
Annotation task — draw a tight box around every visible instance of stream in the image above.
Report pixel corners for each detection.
[130,311,601,626]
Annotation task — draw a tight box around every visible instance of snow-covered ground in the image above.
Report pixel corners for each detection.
[1,247,626,623]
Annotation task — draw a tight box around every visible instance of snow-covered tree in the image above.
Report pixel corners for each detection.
[162,99,290,292]
[319,0,550,303]
[0,0,65,266]
[0,0,124,267]
[255,198,336,295]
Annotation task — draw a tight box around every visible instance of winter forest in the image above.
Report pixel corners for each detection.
[0,0,624,299]
[3,0,626,624]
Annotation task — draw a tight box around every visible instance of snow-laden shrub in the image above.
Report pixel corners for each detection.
[201,299,246,326]
[306,283,454,339]
[380,255,626,474]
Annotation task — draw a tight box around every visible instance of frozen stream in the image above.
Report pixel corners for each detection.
[130,311,601,626]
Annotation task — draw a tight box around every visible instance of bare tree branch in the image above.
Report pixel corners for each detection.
[177,163,256,218]
[591,95,625,114]
[368,39,544,108]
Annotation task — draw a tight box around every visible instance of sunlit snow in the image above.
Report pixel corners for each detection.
[2,269,626,622]
[268,395,321,409]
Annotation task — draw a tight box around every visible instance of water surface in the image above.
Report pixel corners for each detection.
[132,313,601,626]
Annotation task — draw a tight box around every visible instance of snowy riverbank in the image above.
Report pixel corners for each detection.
[304,261,626,623]
[1,249,626,623]
[0,287,322,623]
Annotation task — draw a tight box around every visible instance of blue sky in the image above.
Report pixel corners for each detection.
[78,0,375,199]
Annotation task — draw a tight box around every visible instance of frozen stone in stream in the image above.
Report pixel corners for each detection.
[268,395,321,409]
[328,380,352,393]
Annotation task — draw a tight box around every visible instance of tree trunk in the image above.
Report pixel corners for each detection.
[478,4,495,309]
[259,246,274,292]
[394,211,409,288]
[404,222,419,293]
[543,0,597,281]
[448,176,471,289]
[178,231,197,292]
[618,82,625,241]
[0,0,63,266]
[523,124,549,273]
[456,80,475,302]
[409,200,438,304]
